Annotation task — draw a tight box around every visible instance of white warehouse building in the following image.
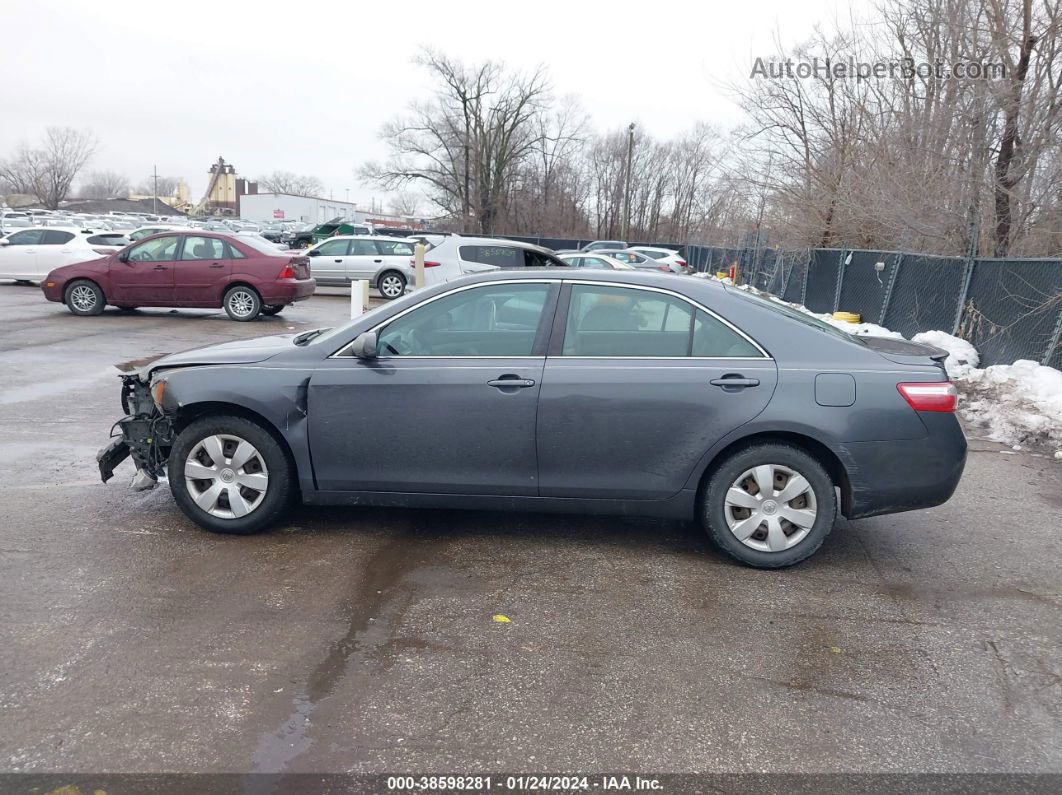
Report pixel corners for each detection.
[239,193,358,225]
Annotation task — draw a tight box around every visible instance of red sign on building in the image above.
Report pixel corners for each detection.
[273,209,285,219]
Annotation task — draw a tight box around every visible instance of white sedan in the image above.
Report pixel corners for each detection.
[557,252,636,270]
[627,246,689,272]
[0,227,128,283]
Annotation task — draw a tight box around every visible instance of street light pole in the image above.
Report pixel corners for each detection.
[623,123,635,241]
[151,165,158,215]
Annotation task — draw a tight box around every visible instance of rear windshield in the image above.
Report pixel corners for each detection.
[727,287,863,344]
[235,235,282,255]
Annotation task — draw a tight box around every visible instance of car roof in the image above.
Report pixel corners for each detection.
[453,267,721,290]
[324,234,414,242]
[630,246,677,252]
[439,236,555,255]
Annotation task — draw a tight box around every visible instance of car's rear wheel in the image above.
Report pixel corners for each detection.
[169,415,293,534]
[261,304,284,316]
[223,286,261,321]
[703,442,835,568]
[65,280,105,316]
[377,270,406,299]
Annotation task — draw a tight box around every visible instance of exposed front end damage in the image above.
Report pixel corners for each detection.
[98,374,175,489]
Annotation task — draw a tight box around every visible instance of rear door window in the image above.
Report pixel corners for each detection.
[459,245,523,268]
[42,230,75,244]
[180,236,227,260]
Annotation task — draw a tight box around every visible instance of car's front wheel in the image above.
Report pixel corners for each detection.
[169,415,294,534]
[65,279,105,316]
[703,442,836,568]
[377,270,406,299]
[223,286,262,321]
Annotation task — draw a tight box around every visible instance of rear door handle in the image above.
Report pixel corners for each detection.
[373,259,382,263]
[710,376,760,388]
[334,259,343,263]
[153,265,168,271]
[487,377,536,389]
[208,263,224,268]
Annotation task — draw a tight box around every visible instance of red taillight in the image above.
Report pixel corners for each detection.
[897,382,957,412]
[424,261,441,268]
[676,259,687,268]
[278,264,296,279]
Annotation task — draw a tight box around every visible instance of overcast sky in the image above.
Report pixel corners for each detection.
[3,0,868,211]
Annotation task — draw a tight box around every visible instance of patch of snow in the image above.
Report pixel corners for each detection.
[911,331,980,378]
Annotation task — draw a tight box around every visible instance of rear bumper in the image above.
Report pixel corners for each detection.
[260,278,316,304]
[839,412,967,519]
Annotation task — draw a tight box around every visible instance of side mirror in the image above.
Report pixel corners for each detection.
[306,248,320,257]
[350,330,378,359]
[117,251,130,263]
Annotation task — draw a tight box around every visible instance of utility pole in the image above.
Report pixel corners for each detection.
[151,165,158,215]
[622,123,635,240]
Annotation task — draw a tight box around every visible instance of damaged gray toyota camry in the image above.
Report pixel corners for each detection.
[99,269,966,568]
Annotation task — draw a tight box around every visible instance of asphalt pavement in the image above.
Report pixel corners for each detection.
[0,283,1060,775]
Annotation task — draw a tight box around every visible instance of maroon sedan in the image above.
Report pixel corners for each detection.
[41,231,315,321]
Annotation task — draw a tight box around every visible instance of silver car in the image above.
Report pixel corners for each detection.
[304,235,418,299]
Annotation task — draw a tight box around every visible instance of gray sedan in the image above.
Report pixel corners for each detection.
[99,269,966,568]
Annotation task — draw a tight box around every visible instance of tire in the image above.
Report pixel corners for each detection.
[377,270,406,300]
[223,285,261,321]
[169,415,294,535]
[261,304,284,316]
[702,442,836,568]
[65,279,105,316]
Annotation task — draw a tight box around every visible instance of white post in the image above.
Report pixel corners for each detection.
[414,243,426,289]
[351,280,368,318]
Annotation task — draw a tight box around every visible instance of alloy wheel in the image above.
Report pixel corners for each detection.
[227,290,256,318]
[380,274,404,298]
[69,285,97,312]
[724,463,817,552]
[184,434,270,519]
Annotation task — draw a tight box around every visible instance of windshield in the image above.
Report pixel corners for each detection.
[304,301,396,347]
[727,286,864,344]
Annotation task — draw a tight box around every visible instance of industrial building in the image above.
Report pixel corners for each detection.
[239,192,423,230]
[239,192,358,225]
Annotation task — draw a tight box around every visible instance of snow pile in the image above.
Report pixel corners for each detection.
[911,330,980,378]
[958,359,1062,448]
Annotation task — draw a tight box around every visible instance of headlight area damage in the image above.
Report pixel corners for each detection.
[97,373,174,491]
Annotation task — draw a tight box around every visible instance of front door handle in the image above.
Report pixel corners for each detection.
[487,376,536,389]
[710,375,760,389]
[334,259,343,263]
[373,259,382,263]
[208,262,224,268]
[153,265,168,271]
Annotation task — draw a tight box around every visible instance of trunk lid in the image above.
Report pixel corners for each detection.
[860,335,949,371]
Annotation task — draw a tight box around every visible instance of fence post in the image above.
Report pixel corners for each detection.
[801,249,811,306]
[952,256,977,335]
[833,249,847,312]
[1043,305,1062,367]
[778,251,791,297]
[878,253,903,326]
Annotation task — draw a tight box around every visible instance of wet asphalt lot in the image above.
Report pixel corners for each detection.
[0,283,1060,776]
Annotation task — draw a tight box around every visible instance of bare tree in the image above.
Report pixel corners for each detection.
[79,170,130,199]
[387,190,422,217]
[361,48,550,235]
[257,171,325,196]
[0,127,97,209]
[135,175,178,197]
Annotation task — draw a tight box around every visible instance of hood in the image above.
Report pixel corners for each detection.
[116,333,296,379]
[859,335,949,368]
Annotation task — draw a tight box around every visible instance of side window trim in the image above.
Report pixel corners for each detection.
[551,281,770,360]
